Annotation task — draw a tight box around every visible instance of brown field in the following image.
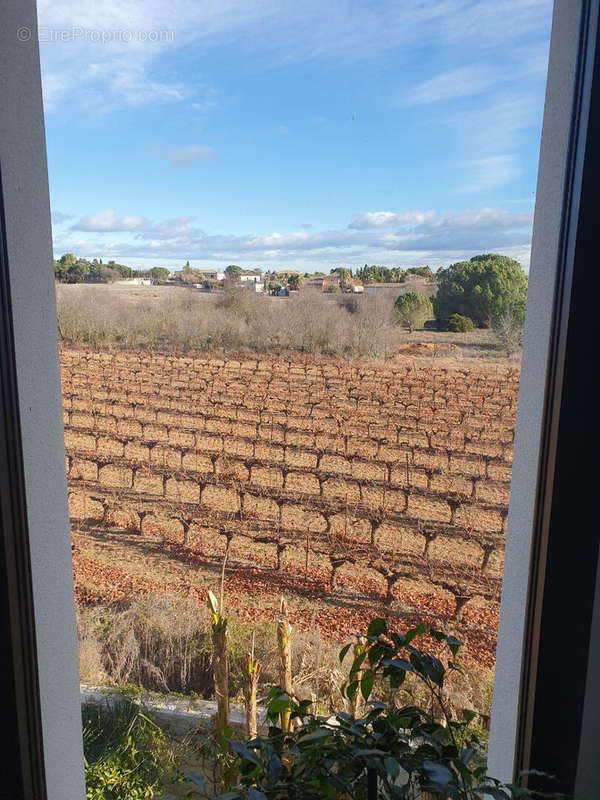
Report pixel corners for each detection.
[62,347,519,669]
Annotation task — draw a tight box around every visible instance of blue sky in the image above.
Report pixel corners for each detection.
[38,0,553,272]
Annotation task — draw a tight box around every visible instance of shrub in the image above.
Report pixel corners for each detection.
[56,285,404,360]
[82,698,179,799]
[446,313,474,332]
[77,596,344,708]
[493,308,524,358]
[217,618,546,800]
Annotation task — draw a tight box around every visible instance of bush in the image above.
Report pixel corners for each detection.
[82,698,179,799]
[56,285,405,360]
[77,596,344,708]
[493,308,524,358]
[218,618,545,800]
[446,313,474,332]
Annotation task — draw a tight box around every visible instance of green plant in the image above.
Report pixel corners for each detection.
[394,292,433,333]
[82,698,179,799]
[215,618,556,800]
[434,254,527,328]
[445,314,474,333]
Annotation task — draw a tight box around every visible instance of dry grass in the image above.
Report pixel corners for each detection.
[56,283,514,361]
[76,592,493,720]
[77,593,344,711]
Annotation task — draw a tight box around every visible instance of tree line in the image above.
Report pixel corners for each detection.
[53,253,172,284]
[393,254,528,356]
[54,251,529,345]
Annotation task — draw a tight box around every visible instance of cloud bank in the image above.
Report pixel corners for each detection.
[57,206,533,270]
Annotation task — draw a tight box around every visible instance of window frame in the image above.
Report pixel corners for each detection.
[488,0,600,792]
[0,3,85,798]
[1,0,598,797]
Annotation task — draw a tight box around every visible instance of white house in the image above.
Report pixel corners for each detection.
[117,277,153,286]
[198,269,225,282]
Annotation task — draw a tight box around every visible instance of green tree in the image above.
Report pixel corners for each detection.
[446,313,474,332]
[331,267,352,282]
[64,262,90,283]
[59,252,77,267]
[434,253,527,328]
[225,265,243,276]
[53,261,67,281]
[407,265,434,278]
[288,274,304,290]
[394,291,433,333]
[105,260,132,279]
[150,267,170,282]
[356,264,407,284]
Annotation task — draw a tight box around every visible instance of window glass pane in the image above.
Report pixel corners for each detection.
[38,1,553,795]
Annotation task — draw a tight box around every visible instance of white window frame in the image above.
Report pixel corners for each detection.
[1,1,599,797]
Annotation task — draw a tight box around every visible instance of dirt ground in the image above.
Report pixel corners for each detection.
[64,345,518,669]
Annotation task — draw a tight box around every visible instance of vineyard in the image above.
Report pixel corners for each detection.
[62,348,519,669]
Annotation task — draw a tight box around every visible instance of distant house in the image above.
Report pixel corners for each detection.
[305,276,324,289]
[364,282,406,296]
[197,269,225,282]
[347,281,364,293]
[239,273,261,283]
[174,268,225,282]
[118,276,153,286]
[321,274,340,292]
[274,270,302,278]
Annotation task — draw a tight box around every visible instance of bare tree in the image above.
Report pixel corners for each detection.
[493,309,523,359]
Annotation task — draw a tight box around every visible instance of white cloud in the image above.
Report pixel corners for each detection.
[55,206,533,270]
[51,210,73,224]
[37,0,552,112]
[460,154,522,193]
[349,210,436,229]
[72,210,147,232]
[139,217,199,239]
[407,66,495,105]
[457,95,540,156]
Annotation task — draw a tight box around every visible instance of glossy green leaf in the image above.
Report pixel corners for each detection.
[405,623,429,644]
[360,669,375,701]
[297,728,331,744]
[339,643,352,664]
[381,657,413,671]
[422,760,454,789]
[248,789,268,800]
[367,618,387,637]
[229,740,259,764]
[446,635,463,656]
